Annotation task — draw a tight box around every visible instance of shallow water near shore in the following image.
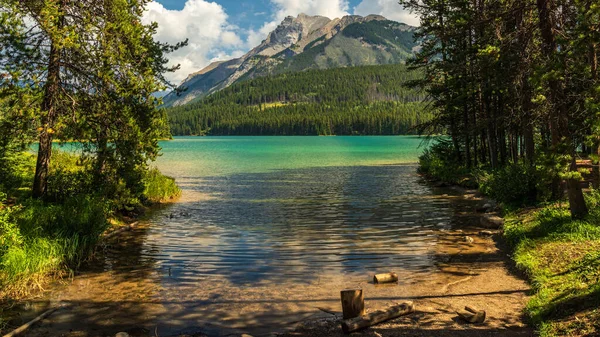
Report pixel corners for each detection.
[6,137,530,337]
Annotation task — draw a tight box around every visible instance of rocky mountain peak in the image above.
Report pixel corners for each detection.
[163,14,419,107]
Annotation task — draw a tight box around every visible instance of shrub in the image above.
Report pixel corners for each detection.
[419,140,477,187]
[479,162,539,206]
[46,151,94,203]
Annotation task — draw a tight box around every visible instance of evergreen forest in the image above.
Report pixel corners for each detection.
[166,64,432,135]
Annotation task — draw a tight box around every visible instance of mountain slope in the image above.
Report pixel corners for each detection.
[167,64,431,136]
[163,14,418,107]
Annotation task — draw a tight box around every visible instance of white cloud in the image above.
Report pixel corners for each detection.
[143,0,246,84]
[353,0,420,26]
[270,0,350,21]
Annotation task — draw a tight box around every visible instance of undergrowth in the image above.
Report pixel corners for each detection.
[0,151,180,299]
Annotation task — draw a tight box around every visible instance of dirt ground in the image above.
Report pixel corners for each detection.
[3,188,533,337]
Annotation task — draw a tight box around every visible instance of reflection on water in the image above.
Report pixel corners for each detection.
[111,165,453,286]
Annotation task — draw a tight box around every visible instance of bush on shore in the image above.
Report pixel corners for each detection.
[419,141,551,207]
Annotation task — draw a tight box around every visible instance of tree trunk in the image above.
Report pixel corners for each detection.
[33,17,62,198]
[536,0,588,218]
[567,157,588,219]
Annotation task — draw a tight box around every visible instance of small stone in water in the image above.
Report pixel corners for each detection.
[115,333,130,337]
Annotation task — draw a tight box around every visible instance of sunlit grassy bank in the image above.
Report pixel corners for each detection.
[419,141,600,336]
[505,198,600,337]
[0,152,180,300]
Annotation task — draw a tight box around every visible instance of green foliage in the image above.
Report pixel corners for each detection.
[168,64,430,136]
[418,140,478,187]
[0,0,185,198]
[479,163,539,206]
[0,151,179,298]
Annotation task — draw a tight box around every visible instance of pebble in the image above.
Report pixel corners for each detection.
[464,236,474,243]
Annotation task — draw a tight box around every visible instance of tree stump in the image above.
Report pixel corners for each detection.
[341,301,415,333]
[373,272,398,284]
[340,289,365,320]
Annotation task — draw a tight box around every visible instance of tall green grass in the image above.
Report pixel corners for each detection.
[142,168,181,203]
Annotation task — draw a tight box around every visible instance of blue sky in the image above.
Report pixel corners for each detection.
[144,0,418,83]
[156,0,367,30]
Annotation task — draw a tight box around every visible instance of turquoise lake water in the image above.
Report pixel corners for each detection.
[153,136,428,178]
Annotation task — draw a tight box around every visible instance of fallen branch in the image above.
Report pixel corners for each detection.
[341,301,415,333]
[457,305,486,323]
[2,306,61,337]
[102,222,139,240]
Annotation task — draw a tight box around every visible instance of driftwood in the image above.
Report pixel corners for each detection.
[2,306,60,337]
[102,222,139,240]
[341,301,415,333]
[373,272,398,284]
[457,305,486,323]
[340,289,365,319]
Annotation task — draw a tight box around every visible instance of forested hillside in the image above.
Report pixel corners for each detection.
[166,64,430,135]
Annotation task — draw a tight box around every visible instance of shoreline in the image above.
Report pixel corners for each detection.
[2,182,533,337]
[279,184,533,337]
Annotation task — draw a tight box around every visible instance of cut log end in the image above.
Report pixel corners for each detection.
[340,289,365,320]
[373,272,398,284]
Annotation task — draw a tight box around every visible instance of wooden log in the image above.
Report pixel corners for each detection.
[341,302,415,333]
[340,289,365,319]
[373,272,398,284]
[457,305,486,324]
[2,306,60,337]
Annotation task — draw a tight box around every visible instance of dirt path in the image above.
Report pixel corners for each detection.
[3,188,532,337]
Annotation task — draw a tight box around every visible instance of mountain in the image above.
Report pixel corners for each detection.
[162,13,419,107]
[167,64,431,136]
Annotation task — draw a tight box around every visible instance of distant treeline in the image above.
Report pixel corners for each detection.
[166,64,431,136]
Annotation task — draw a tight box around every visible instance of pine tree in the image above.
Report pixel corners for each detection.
[0,0,186,198]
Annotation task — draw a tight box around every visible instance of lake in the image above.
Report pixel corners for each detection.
[146,136,449,284]
[23,136,485,336]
